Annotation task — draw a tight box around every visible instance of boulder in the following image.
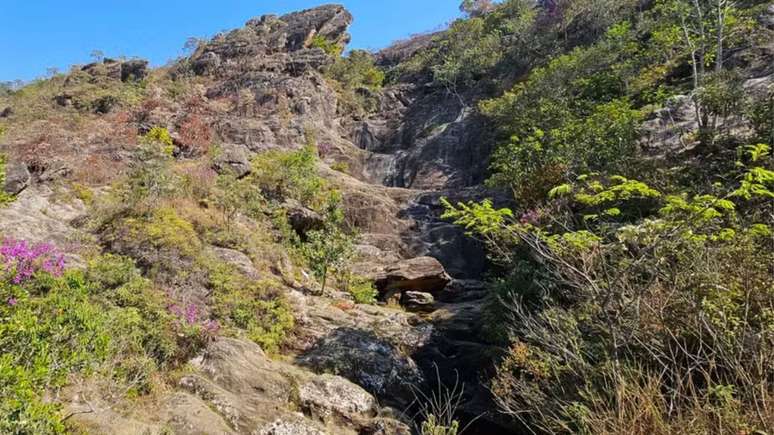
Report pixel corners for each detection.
[120,59,148,81]
[375,256,451,295]
[211,246,259,279]
[255,419,326,435]
[212,143,252,178]
[81,58,148,82]
[91,95,118,114]
[54,93,74,107]
[297,327,424,409]
[298,374,377,422]
[402,291,435,312]
[284,199,324,236]
[3,162,30,195]
[0,106,12,118]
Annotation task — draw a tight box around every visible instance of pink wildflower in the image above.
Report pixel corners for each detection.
[0,239,66,284]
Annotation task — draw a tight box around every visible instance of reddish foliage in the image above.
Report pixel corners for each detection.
[176,114,213,157]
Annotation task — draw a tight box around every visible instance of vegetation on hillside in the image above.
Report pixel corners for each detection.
[439,0,774,433]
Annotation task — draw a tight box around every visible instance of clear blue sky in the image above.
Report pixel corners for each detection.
[0,1,462,82]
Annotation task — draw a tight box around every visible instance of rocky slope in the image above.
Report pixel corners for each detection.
[8,3,769,433]
[0,4,512,434]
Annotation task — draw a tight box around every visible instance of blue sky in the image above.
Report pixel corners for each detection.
[0,1,462,82]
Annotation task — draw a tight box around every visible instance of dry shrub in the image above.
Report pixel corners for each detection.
[581,372,774,435]
[175,114,212,156]
[71,154,127,185]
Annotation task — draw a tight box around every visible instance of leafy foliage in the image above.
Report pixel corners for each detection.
[309,35,343,57]
[443,149,774,431]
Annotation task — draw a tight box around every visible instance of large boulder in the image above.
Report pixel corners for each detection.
[212,143,252,178]
[402,291,435,312]
[375,256,451,295]
[284,199,324,236]
[297,327,425,409]
[3,162,30,195]
[82,58,148,82]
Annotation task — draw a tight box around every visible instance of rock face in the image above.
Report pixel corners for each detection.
[297,327,424,410]
[182,6,349,154]
[70,337,410,434]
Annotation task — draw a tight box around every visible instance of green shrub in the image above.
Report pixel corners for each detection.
[124,206,202,257]
[207,262,295,354]
[251,145,326,207]
[346,278,378,305]
[327,50,385,90]
[142,127,174,155]
[301,226,356,294]
[309,35,343,57]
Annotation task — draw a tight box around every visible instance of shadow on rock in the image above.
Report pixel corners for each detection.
[296,327,426,412]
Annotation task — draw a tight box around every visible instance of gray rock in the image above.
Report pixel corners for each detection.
[402,291,435,312]
[439,279,488,303]
[3,162,30,195]
[213,143,252,178]
[284,199,324,236]
[762,4,774,29]
[297,327,424,409]
[298,374,376,421]
[255,419,326,435]
[375,256,451,295]
[210,246,259,279]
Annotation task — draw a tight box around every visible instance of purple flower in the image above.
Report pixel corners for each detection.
[7,297,17,306]
[185,304,198,325]
[0,239,66,284]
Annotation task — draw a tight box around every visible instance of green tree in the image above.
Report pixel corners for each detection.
[302,226,355,294]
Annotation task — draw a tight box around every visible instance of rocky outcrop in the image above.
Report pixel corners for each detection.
[69,337,409,434]
[188,5,351,79]
[82,58,148,82]
[297,327,424,410]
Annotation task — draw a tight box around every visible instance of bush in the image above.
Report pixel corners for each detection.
[327,50,385,91]
[251,145,325,207]
[142,127,174,156]
[309,35,343,57]
[346,278,378,305]
[301,226,356,294]
[444,159,774,432]
[208,262,295,354]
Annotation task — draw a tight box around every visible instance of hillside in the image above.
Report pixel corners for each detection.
[0,1,772,434]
